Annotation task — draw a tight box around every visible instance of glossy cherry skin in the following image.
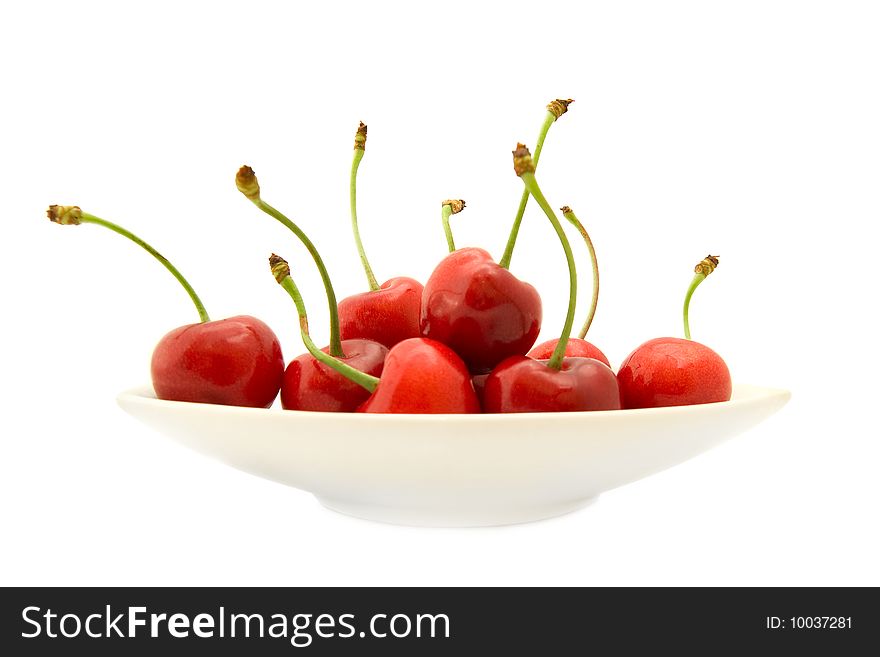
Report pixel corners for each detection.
[281,339,387,412]
[151,315,284,408]
[420,247,542,373]
[483,356,621,413]
[338,277,423,348]
[358,338,480,414]
[527,338,611,367]
[617,337,732,409]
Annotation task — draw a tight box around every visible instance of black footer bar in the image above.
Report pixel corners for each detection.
[1,586,874,654]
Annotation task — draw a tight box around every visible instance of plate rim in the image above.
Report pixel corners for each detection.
[117,383,791,423]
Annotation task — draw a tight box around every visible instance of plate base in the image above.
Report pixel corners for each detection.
[315,495,599,528]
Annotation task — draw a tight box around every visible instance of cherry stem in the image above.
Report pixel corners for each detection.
[236,167,345,358]
[500,99,573,270]
[350,122,380,291]
[514,146,577,371]
[683,255,719,340]
[46,206,210,323]
[499,113,553,269]
[270,255,379,394]
[441,199,465,253]
[560,206,599,339]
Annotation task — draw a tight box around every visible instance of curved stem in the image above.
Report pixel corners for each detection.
[499,111,555,269]
[440,200,465,253]
[561,207,599,339]
[683,273,706,340]
[350,146,380,291]
[279,275,379,394]
[250,199,345,358]
[519,173,577,370]
[683,255,719,340]
[79,213,210,322]
[441,204,456,253]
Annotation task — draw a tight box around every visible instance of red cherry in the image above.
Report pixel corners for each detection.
[46,206,285,409]
[618,255,730,409]
[524,205,608,370]
[420,247,542,373]
[483,356,621,413]
[481,145,619,413]
[281,338,387,412]
[151,315,284,408]
[617,337,731,408]
[358,338,480,414]
[334,124,423,349]
[527,338,610,367]
[338,277,423,348]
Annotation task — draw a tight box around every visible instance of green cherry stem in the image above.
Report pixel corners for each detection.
[46,205,210,323]
[560,206,599,340]
[513,145,577,371]
[441,199,465,253]
[350,122,380,291]
[236,166,344,358]
[683,255,719,340]
[499,98,573,270]
[270,254,379,393]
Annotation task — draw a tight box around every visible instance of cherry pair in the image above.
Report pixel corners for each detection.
[419,100,616,412]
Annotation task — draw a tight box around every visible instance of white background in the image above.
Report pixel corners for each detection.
[2,1,878,586]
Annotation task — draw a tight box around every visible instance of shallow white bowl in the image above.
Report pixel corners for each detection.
[117,384,789,527]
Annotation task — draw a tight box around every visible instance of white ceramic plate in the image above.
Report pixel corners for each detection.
[117,384,790,527]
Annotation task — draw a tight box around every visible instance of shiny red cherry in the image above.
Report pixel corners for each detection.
[336,124,424,349]
[617,337,731,408]
[281,338,387,412]
[481,147,619,414]
[420,247,542,373]
[338,277,423,348]
[151,315,284,408]
[483,356,621,413]
[45,205,285,410]
[527,338,610,367]
[358,338,480,414]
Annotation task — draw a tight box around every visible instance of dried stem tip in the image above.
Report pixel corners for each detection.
[236,165,261,200]
[512,143,535,177]
[354,122,367,150]
[441,199,466,214]
[694,255,720,277]
[547,98,574,119]
[46,205,83,225]
[269,253,290,283]
[560,205,573,214]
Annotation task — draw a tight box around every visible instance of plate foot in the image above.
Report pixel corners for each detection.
[315,496,599,527]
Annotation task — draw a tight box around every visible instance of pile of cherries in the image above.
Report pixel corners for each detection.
[47,100,731,414]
